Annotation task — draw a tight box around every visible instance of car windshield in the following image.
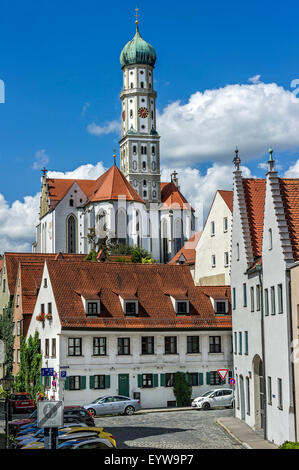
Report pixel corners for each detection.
[91,397,105,404]
[201,390,214,397]
[14,394,32,400]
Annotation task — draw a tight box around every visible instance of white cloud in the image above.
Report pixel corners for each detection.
[32,149,50,170]
[284,160,299,177]
[47,161,107,180]
[248,74,261,84]
[0,193,40,253]
[157,81,299,166]
[87,120,121,136]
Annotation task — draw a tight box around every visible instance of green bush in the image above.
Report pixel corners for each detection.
[279,441,299,449]
[173,372,192,407]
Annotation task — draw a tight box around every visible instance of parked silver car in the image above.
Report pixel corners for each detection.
[191,388,234,410]
[83,395,141,416]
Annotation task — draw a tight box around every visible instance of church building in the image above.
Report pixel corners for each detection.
[33,19,196,262]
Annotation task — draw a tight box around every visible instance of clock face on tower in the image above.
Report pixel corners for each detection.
[138,107,149,118]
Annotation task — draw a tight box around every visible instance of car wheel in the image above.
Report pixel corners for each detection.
[202,402,210,410]
[124,406,135,415]
[88,408,96,417]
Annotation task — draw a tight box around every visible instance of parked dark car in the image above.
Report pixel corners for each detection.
[9,406,94,435]
[9,393,36,413]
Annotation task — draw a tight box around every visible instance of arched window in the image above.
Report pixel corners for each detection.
[162,219,168,263]
[174,218,183,253]
[136,210,141,247]
[69,199,74,207]
[67,215,76,253]
[97,210,107,239]
[116,209,127,245]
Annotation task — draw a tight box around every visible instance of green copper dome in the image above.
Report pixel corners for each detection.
[120,25,156,68]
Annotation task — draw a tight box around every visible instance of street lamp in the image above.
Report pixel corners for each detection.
[0,374,14,449]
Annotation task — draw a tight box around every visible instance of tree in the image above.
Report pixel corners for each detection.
[173,372,192,407]
[131,246,154,263]
[0,301,14,377]
[14,331,43,399]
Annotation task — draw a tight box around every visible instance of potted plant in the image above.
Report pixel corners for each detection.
[36,313,45,322]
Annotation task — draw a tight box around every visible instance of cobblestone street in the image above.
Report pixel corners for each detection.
[94,409,243,449]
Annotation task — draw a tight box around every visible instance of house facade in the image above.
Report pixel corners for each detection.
[230,149,297,445]
[26,260,233,408]
[194,190,233,286]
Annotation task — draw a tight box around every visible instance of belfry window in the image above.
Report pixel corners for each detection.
[140,82,144,88]
[69,199,74,207]
[130,110,133,118]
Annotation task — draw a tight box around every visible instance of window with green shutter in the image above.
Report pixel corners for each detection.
[243,283,247,307]
[105,375,110,389]
[198,373,203,385]
[160,373,166,387]
[89,375,95,389]
[206,372,210,385]
[153,374,158,388]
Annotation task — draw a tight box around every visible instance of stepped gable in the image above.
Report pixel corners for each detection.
[45,260,231,329]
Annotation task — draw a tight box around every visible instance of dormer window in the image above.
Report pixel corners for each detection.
[81,295,101,317]
[215,301,226,314]
[176,301,189,314]
[125,301,138,315]
[87,302,99,315]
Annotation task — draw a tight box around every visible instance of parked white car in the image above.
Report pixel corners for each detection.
[191,388,234,410]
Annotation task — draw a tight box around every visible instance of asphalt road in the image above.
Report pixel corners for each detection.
[94,408,243,449]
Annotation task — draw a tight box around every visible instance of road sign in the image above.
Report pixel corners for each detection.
[60,371,67,379]
[217,369,229,381]
[41,368,54,377]
[230,378,236,386]
[37,400,64,428]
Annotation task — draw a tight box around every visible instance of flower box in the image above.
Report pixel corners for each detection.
[46,314,52,320]
[36,313,45,322]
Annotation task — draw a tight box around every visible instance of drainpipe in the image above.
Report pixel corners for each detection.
[257,264,267,440]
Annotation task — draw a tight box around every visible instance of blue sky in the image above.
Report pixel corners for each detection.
[1,0,299,251]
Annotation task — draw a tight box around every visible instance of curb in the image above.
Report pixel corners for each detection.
[216,419,252,449]
[136,407,194,415]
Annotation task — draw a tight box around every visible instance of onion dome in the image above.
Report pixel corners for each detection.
[120,24,156,68]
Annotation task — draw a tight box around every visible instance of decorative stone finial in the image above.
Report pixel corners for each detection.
[233,147,241,170]
[268,147,275,172]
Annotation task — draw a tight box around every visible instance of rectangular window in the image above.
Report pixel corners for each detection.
[188,372,199,386]
[271,286,276,315]
[210,371,222,385]
[224,251,229,267]
[52,338,56,357]
[68,338,82,356]
[267,377,272,405]
[93,337,106,356]
[69,376,81,391]
[211,221,215,236]
[165,373,174,387]
[141,337,154,355]
[246,377,250,415]
[87,302,99,315]
[211,255,216,267]
[245,331,248,355]
[256,285,260,311]
[94,375,106,389]
[232,287,236,310]
[215,301,226,314]
[16,295,20,307]
[125,302,137,315]
[278,378,283,410]
[243,283,247,307]
[142,374,154,388]
[118,338,130,355]
[44,278,48,288]
[41,303,45,313]
[223,217,228,233]
[17,321,21,336]
[278,284,283,313]
[239,332,242,355]
[48,303,52,314]
[265,289,269,316]
[234,332,237,354]
[45,338,49,358]
[165,336,177,354]
[209,336,221,353]
[250,287,254,312]
[187,336,200,354]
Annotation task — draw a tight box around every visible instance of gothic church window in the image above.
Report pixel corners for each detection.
[67,215,77,253]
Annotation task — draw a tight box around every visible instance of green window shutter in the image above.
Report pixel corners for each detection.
[80,376,86,390]
[206,372,210,385]
[153,374,158,388]
[198,373,203,385]
[185,373,191,385]
[160,373,166,387]
[89,375,95,390]
[137,374,143,388]
[105,375,110,389]
[64,377,70,390]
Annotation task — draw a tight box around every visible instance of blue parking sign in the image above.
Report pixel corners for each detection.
[60,371,67,379]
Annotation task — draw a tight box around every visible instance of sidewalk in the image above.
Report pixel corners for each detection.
[216,416,278,449]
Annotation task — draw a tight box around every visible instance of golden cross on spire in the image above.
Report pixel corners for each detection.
[135,7,140,24]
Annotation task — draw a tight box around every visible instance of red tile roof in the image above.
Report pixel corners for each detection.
[242,179,266,258]
[18,262,45,314]
[4,252,86,295]
[279,178,299,260]
[45,260,231,329]
[168,232,202,265]
[160,182,194,211]
[218,190,233,212]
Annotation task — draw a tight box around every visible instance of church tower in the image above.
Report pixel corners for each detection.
[119,11,161,206]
